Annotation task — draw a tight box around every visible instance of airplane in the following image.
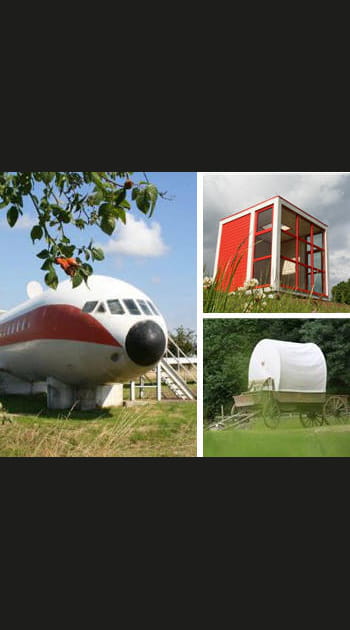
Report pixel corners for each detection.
[0,275,168,408]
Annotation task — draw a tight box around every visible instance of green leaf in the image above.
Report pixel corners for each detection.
[92,247,105,261]
[132,187,139,201]
[72,272,83,288]
[7,205,19,227]
[100,215,116,235]
[45,270,58,290]
[91,172,106,191]
[80,263,93,277]
[98,202,114,218]
[37,249,50,259]
[146,184,158,217]
[42,172,55,184]
[114,188,126,206]
[41,260,53,271]
[116,208,127,224]
[59,244,75,258]
[135,188,150,214]
[31,225,43,243]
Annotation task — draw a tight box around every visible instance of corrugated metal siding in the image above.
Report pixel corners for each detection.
[217,214,250,291]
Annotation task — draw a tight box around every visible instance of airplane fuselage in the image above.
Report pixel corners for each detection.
[0,275,168,386]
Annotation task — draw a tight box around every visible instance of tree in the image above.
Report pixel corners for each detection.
[168,326,197,355]
[0,172,163,289]
[300,319,350,393]
[331,279,350,304]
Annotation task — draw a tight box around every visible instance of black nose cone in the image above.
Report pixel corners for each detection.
[126,321,166,366]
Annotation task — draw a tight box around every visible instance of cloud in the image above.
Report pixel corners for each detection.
[0,213,35,230]
[103,214,169,258]
[203,172,350,278]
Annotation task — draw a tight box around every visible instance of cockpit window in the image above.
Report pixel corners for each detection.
[147,300,160,316]
[82,301,98,313]
[107,299,125,315]
[137,300,153,316]
[123,299,141,315]
[96,303,106,313]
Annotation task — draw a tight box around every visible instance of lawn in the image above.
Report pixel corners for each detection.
[0,395,196,457]
[203,286,350,313]
[204,415,350,457]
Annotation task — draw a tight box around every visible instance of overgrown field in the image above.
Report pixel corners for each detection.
[204,287,350,313]
[0,395,196,457]
[204,415,350,457]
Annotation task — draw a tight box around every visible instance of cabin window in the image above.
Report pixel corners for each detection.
[280,206,326,296]
[123,299,141,315]
[252,206,273,287]
[96,303,107,313]
[107,299,125,315]
[82,301,98,313]
[147,301,159,316]
[137,300,153,316]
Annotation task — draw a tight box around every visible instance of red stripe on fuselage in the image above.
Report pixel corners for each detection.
[0,305,121,348]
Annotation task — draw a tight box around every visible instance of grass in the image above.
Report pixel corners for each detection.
[0,395,196,457]
[204,414,350,457]
[203,285,350,313]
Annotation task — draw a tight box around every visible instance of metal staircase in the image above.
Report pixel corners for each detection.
[159,359,195,400]
[129,334,197,401]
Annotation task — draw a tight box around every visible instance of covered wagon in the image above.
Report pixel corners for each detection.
[232,339,347,427]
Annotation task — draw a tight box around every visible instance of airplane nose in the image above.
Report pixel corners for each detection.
[125,320,167,366]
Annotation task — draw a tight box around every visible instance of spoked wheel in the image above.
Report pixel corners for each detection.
[299,410,324,428]
[262,398,280,429]
[323,396,348,424]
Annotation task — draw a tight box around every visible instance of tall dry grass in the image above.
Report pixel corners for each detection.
[0,407,149,457]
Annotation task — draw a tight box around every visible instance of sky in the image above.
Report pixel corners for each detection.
[0,172,197,332]
[203,172,350,289]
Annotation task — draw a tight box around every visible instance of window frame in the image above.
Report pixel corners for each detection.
[82,301,98,314]
[252,205,274,288]
[107,299,125,315]
[123,299,142,315]
[280,206,327,297]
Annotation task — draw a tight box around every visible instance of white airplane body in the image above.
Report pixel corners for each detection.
[0,275,168,387]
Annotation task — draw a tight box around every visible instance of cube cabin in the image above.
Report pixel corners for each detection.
[213,196,329,298]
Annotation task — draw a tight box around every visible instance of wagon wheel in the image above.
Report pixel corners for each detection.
[299,410,324,428]
[323,396,348,424]
[262,398,280,429]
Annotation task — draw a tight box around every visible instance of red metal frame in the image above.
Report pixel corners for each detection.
[221,195,328,228]
[280,206,327,297]
[252,205,273,287]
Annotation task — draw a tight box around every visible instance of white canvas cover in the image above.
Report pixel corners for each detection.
[248,339,327,393]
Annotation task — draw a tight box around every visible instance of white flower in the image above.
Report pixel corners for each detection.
[237,286,246,292]
[254,288,264,301]
[203,276,213,288]
[245,289,252,295]
[263,286,272,293]
[262,301,267,307]
[250,278,259,287]
[268,294,274,299]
